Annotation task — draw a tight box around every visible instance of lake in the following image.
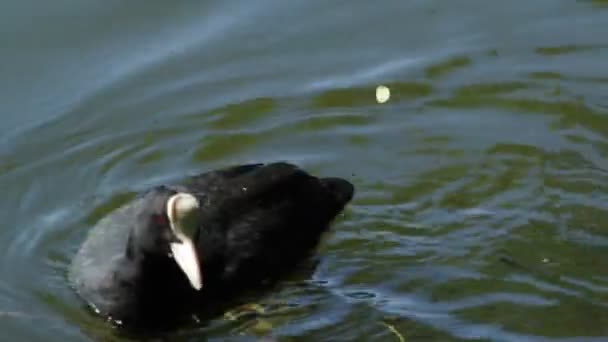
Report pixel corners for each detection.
[2,0,608,341]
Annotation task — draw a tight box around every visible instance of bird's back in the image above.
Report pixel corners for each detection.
[180,162,354,290]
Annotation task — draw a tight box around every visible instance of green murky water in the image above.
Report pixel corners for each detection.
[2,1,608,341]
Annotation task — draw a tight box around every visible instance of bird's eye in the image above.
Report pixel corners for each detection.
[152,214,169,226]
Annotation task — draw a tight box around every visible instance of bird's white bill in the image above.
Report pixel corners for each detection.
[167,192,202,290]
[170,237,203,290]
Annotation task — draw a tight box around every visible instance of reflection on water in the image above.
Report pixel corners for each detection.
[2,0,608,341]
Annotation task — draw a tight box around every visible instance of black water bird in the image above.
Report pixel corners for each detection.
[69,162,354,329]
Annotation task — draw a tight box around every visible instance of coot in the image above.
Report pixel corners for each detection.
[69,162,354,328]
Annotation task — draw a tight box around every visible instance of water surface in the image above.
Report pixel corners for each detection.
[2,0,608,341]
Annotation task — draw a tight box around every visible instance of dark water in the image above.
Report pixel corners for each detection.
[2,0,608,341]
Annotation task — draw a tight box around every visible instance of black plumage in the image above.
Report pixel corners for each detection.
[69,162,354,329]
